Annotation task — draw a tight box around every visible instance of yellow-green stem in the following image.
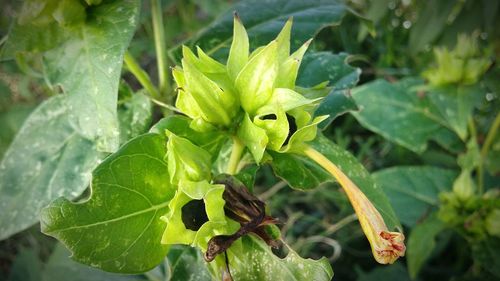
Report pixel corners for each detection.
[151,0,169,98]
[124,51,160,98]
[227,136,245,175]
[479,112,500,193]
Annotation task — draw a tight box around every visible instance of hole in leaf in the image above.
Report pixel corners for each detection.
[261,114,277,120]
[282,114,297,146]
[181,199,209,231]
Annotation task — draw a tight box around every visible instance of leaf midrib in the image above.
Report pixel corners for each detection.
[52,201,169,232]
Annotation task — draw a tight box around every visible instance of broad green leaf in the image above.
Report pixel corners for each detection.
[271,133,401,230]
[351,78,450,153]
[0,95,101,241]
[427,86,481,140]
[168,0,347,62]
[210,235,333,281]
[357,262,411,281]
[407,214,446,279]
[118,92,152,145]
[42,0,141,152]
[372,166,457,227]
[42,244,146,281]
[41,133,175,273]
[165,245,212,280]
[297,52,360,90]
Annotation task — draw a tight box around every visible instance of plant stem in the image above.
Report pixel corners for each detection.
[151,0,169,97]
[124,51,160,98]
[227,136,245,175]
[479,112,500,193]
[468,117,482,191]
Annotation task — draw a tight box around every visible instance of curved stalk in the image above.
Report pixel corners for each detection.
[227,136,245,175]
[151,0,169,98]
[303,145,405,264]
[479,112,500,193]
[124,51,160,98]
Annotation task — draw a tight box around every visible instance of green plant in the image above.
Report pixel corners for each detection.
[1,1,498,281]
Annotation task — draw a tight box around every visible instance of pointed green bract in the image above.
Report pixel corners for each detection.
[275,17,293,63]
[235,41,278,116]
[166,132,212,184]
[227,15,249,80]
[182,59,232,125]
[238,113,269,163]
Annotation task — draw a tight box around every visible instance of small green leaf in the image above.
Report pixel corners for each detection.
[41,133,174,273]
[407,214,446,279]
[210,235,333,281]
[351,78,448,153]
[0,96,101,241]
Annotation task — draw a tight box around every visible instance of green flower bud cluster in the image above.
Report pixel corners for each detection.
[422,34,492,86]
[438,176,500,240]
[173,15,328,163]
[161,131,240,252]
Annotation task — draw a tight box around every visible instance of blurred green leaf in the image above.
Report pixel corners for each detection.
[408,0,457,54]
[427,86,481,140]
[407,213,446,279]
[42,244,146,281]
[472,237,500,278]
[169,0,347,62]
[166,245,212,280]
[0,96,101,241]
[210,236,333,281]
[0,104,34,158]
[372,166,457,227]
[351,78,449,153]
[7,248,42,281]
[41,133,175,273]
[118,92,152,145]
[357,262,411,281]
[271,133,401,230]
